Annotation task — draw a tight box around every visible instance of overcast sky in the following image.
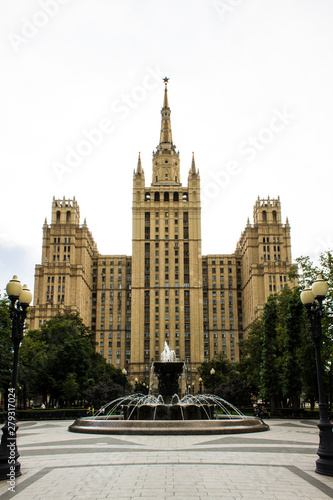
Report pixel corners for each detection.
[1,0,333,297]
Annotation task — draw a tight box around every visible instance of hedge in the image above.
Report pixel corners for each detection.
[0,408,88,422]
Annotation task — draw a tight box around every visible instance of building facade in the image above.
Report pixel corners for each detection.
[29,80,295,387]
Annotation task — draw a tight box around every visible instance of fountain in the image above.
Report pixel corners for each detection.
[69,343,269,435]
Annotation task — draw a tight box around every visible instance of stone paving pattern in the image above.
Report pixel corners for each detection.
[1,418,333,499]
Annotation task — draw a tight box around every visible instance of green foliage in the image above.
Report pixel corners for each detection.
[198,351,252,405]
[259,294,280,402]
[237,319,262,395]
[214,376,252,406]
[19,313,115,405]
[296,251,333,366]
[85,374,124,409]
[239,283,320,410]
[280,289,305,407]
[62,373,79,404]
[198,352,234,391]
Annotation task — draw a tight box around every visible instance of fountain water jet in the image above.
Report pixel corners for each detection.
[69,343,269,435]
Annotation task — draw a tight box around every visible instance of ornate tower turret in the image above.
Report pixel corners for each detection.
[152,78,180,185]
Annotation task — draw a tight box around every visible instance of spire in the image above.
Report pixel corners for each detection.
[158,77,174,150]
[136,152,143,174]
[163,77,169,108]
[190,152,196,174]
[152,78,180,185]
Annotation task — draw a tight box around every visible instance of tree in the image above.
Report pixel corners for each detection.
[19,313,114,406]
[214,377,252,407]
[237,319,262,396]
[198,352,233,392]
[259,294,281,415]
[280,289,304,409]
[85,374,123,410]
[62,373,79,407]
[18,331,48,408]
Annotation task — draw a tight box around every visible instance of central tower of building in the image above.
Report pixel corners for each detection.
[131,78,203,380]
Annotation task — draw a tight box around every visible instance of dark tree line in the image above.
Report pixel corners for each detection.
[0,310,125,409]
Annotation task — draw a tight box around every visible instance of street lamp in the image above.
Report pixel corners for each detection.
[0,276,32,481]
[192,382,195,395]
[329,362,332,412]
[210,368,216,394]
[199,377,203,394]
[121,368,127,396]
[301,274,333,476]
[134,377,138,392]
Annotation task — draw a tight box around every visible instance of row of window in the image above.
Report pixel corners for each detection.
[263,254,281,261]
[46,294,64,302]
[53,237,71,244]
[53,245,71,253]
[46,285,65,292]
[94,276,131,283]
[263,245,280,252]
[203,267,239,274]
[52,255,70,262]
[47,276,66,283]
[145,192,189,202]
[146,211,182,218]
[269,275,287,282]
[93,260,125,266]
[263,237,280,243]
[203,260,239,266]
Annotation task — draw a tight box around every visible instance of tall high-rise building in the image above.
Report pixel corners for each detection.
[29,80,295,387]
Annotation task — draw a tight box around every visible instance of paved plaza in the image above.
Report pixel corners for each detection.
[1,418,333,499]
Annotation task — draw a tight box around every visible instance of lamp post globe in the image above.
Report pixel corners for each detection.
[312,275,329,300]
[122,369,127,396]
[210,368,216,394]
[19,284,33,307]
[6,275,22,299]
[300,286,315,306]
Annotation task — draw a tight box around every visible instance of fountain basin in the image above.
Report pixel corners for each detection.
[68,415,269,435]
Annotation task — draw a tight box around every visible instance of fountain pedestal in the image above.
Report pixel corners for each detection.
[153,361,184,404]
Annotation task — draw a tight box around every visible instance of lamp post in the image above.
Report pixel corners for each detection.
[301,275,333,476]
[192,382,195,395]
[210,368,216,394]
[0,276,32,481]
[199,377,203,394]
[329,362,332,412]
[134,377,138,393]
[121,368,127,396]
